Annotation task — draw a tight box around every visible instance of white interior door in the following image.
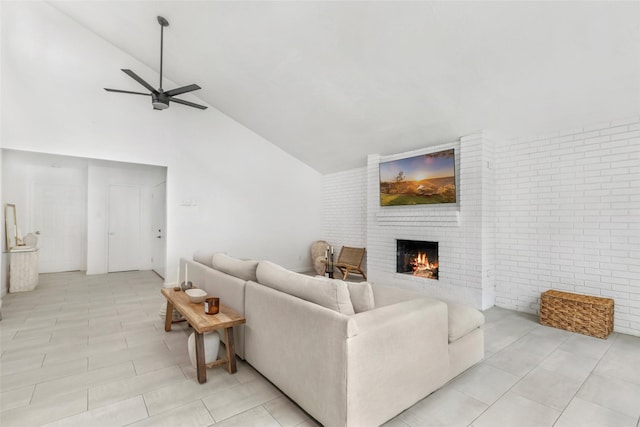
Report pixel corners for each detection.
[32,184,85,273]
[150,181,166,278]
[108,184,141,272]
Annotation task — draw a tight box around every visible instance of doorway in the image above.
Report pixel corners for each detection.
[3,150,168,277]
[32,182,85,273]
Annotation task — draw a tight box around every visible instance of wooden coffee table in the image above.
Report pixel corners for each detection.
[161,288,246,383]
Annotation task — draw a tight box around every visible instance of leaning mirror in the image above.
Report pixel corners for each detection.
[5,203,18,251]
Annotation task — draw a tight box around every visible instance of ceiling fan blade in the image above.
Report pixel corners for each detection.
[169,97,208,110]
[164,84,201,97]
[121,69,157,93]
[104,88,151,96]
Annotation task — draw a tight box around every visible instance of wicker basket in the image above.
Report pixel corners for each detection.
[540,290,614,339]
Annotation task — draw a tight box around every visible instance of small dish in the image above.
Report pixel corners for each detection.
[185,288,207,303]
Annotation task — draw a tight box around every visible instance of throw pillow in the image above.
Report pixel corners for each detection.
[315,276,375,313]
[346,281,375,313]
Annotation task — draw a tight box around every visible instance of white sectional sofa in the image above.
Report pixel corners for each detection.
[180,252,484,427]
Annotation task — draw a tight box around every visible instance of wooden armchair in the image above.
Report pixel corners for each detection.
[335,246,367,280]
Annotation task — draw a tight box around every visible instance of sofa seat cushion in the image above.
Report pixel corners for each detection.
[447,302,485,343]
[257,261,355,315]
[212,253,259,282]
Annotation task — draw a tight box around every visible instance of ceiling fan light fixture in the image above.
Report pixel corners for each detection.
[151,92,169,109]
[152,101,169,110]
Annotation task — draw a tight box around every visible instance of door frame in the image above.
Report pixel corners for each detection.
[150,181,167,279]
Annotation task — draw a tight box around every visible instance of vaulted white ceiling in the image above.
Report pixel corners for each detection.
[49,1,640,173]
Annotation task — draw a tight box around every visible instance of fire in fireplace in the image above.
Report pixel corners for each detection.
[397,239,439,280]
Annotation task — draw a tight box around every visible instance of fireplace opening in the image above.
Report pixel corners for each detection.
[396,239,438,280]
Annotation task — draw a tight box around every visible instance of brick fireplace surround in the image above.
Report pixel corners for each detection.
[323,118,640,336]
[365,134,497,309]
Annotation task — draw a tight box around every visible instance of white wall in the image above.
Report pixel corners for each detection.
[0,148,6,302]
[495,116,640,336]
[1,2,322,288]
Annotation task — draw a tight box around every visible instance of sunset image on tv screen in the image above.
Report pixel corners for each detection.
[379,149,456,206]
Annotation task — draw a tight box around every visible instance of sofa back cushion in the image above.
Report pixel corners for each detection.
[211,253,259,282]
[257,261,355,315]
[193,251,215,268]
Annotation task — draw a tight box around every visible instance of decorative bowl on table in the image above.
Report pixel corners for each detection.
[185,288,208,303]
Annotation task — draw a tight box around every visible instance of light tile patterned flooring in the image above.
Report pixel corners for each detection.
[1,271,639,426]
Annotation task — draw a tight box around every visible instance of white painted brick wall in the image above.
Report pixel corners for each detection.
[364,134,496,309]
[321,167,368,266]
[495,116,640,336]
[321,133,496,309]
[321,118,639,336]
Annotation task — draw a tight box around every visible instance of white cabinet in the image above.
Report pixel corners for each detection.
[9,248,39,292]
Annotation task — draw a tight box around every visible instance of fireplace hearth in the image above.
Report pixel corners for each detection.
[396,239,438,280]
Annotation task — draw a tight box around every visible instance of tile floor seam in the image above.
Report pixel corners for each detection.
[85,386,89,414]
[28,383,36,407]
[467,329,572,427]
[259,402,284,427]
[565,333,627,404]
[558,396,639,427]
[131,357,140,376]
[132,392,151,426]
[466,402,492,427]
[550,336,621,426]
[200,397,217,425]
[548,385,583,427]
[563,386,597,427]
[508,345,578,409]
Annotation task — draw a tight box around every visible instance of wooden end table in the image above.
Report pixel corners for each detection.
[161,288,246,383]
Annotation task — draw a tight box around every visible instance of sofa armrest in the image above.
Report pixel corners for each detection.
[346,298,450,426]
[181,258,248,359]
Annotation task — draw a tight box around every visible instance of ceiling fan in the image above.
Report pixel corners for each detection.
[104,16,207,111]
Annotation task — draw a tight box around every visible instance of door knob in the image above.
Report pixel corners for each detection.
[156,236,162,239]
[35,231,41,235]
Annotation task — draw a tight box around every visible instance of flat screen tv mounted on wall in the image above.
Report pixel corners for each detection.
[379,148,456,206]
